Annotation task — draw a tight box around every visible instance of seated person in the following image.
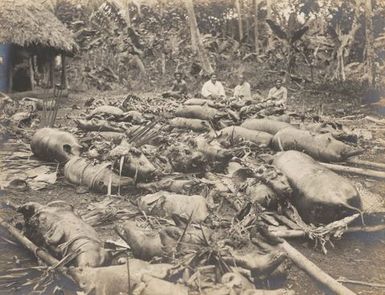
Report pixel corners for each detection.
[201,73,226,99]
[163,72,188,98]
[267,78,287,106]
[233,74,251,100]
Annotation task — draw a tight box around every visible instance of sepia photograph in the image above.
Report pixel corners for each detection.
[0,0,385,294]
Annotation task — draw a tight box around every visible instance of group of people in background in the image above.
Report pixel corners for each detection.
[163,72,288,107]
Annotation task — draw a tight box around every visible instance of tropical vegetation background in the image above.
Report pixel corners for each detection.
[44,0,384,101]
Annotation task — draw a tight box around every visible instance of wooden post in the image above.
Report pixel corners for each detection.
[8,59,13,92]
[61,54,67,89]
[29,55,34,90]
[49,56,54,88]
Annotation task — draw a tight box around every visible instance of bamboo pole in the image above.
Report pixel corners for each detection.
[347,159,385,170]
[280,240,357,295]
[320,162,385,180]
[0,216,80,286]
[0,216,59,266]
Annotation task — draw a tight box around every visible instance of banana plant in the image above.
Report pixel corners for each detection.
[266,12,309,81]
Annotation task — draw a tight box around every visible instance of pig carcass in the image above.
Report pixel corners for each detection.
[115,221,163,260]
[272,128,362,162]
[215,126,273,146]
[137,176,206,195]
[241,119,294,135]
[64,157,134,192]
[164,143,206,173]
[134,274,189,295]
[169,117,211,132]
[184,98,218,107]
[75,118,127,132]
[138,191,209,223]
[273,151,362,224]
[193,136,233,162]
[18,201,110,267]
[87,105,124,119]
[109,140,156,181]
[70,259,173,295]
[175,105,224,121]
[31,128,81,163]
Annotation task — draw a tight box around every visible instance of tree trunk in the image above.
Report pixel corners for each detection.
[184,0,214,74]
[364,0,375,86]
[160,2,166,75]
[235,0,243,42]
[253,0,259,54]
[266,0,273,50]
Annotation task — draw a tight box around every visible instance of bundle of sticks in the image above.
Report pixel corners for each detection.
[40,84,64,128]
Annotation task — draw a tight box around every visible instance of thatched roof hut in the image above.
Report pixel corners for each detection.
[0,0,78,54]
[0,0,78,92]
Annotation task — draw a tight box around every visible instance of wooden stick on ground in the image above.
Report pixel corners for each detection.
[347,159,385,171]
[270,223,385,239]
[320,162,385,180]
[279,240,357,295]
[0,216,59,266]
[337,277,385,289]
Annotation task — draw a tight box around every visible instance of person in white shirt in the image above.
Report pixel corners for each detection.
[267,79,287,105]
[233,75,251,99]
[201,73,226,99]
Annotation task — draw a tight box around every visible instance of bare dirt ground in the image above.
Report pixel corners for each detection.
[1,88,385,295]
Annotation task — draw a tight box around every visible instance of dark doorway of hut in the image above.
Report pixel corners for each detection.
[2,45,68,98]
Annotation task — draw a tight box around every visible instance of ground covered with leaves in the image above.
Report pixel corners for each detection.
[1,88,385,295]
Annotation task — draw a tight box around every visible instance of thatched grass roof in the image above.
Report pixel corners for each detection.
[0,0,78,54]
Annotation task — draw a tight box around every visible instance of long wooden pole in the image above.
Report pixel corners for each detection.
[320,162,385,179]
[280,240,357,295]
[347,159,385,170]
[0,216,59,266]
[270,224,385,238]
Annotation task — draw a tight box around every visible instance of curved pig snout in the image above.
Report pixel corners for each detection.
[63,143,82,157]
